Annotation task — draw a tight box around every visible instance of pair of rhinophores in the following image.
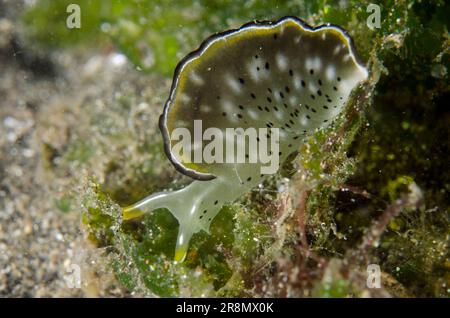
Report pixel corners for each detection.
[123,16,368,262]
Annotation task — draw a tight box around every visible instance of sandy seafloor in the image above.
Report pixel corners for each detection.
[0,2,149,297]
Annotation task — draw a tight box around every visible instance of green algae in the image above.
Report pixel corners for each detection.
[54,196,73,213]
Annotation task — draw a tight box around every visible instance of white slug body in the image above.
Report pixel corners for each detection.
[123,17,368,262]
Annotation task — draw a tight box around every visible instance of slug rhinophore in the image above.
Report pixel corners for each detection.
[123,17,368,262]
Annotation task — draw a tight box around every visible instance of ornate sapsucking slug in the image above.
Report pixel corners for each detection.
[122,16,368,262]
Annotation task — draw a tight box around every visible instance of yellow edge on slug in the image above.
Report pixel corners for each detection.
[122,206,145,220]
[174,245,188,262]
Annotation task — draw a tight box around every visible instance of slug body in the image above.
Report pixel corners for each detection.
[123,17,368,262]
